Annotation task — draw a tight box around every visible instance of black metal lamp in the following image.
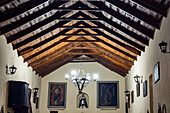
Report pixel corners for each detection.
[134,75,142,83]
[159,41,168,53]
[9,65,17,75]
[124,91,130,96]
[33,88,39,103]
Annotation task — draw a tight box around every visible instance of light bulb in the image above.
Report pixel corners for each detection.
[93,74,98,81]
[71,70,77,76]
[65,74,69,80]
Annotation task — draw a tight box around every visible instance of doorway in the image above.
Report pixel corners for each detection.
[149,75,153,113]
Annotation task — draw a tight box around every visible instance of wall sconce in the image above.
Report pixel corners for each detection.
[33,88,39,103]
[6,65,17,75]
[124,91,130,97]
[134,75,143,84]
[159,41,170,53]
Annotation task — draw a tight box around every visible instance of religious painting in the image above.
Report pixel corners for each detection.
[48,82,67,108]
[143,80,147,97]
[154,62,160,84]
[97,81,119,108]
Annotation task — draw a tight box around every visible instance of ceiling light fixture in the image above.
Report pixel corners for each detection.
[65,64,98,94]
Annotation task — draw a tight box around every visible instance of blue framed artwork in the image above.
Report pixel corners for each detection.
[154,62,160,84]
[48,82,67,108]
[143,80,147,97]
[97,81,119,108]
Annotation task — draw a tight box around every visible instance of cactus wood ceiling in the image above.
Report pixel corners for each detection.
[0,0,169,77]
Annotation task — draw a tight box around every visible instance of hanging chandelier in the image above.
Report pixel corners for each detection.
[65,64,98,94]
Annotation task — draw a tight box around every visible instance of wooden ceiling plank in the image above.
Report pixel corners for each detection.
[32,43,81,70]
[82,42,133,67]
[92,21,149,46]
[74,13,149,46]
[1,2,65,34]
[0,0,48,22]
[88,1,155,38]
[0,0,14,7]
[131,0,168,17]
[105,0,161,29]
[23,29,82,62]
[95,56,127,76]
[28,42,80,67]
[81,29,137,60]
[82,43,131,70]
[64,40,100,42]
[14,20,83,51]
[36,54,75,75]
[7,11,70,43]
[38,55,74,77]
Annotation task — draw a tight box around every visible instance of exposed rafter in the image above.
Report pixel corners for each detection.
[0,0,168,77]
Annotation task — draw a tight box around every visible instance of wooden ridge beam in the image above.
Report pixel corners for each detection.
[105,0,161,29]
[88,2,155,38]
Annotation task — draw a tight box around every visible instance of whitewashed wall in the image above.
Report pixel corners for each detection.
[40,62,125,113]
[125,11,170,113]
[0,35,41,113]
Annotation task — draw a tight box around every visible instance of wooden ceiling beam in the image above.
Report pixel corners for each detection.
[0,0,14,7]
[87,1,155,38]
[105,0,161,29]
[0,1,66,34]
[23,29,82,62]
[82,42,134,67]
[94,55,128,76]
[81,29,137,60]
[37,55,75,77]
[14,20,83,51]
[92,21,149,46]
[7,12,70,43]
[0,0,49,22]
[131,0,168,17]
[28,42,81,67]
[82,43,131,70]
[64,40,100,42]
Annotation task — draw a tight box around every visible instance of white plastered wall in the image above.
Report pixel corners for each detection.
[0,35,41,113]
[39,62,125,113]
[125,11,170,113]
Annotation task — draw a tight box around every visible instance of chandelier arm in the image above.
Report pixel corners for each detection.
[80,79,86,93]
[76,79,81,93]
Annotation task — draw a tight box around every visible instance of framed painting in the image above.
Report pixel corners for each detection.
[48,82,67,108]
[143,80,147,97]
[97,81,119,108]
[154,62,160,84]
